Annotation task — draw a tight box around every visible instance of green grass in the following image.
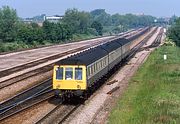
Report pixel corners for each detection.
[108,46,180,124]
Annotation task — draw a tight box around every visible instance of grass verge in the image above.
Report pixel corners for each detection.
[0,34,97,53]
[108,46,180,124]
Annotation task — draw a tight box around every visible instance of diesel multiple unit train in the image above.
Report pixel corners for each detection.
[53,27,151,97]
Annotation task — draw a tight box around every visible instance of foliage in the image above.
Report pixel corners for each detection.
[108,46,180,124]
[0,6,156,52]
[90,9,112,26]
[168,17,180,46]
[111,13,155,28]
[169,15,178,25]
[0,6,18,42]
[91,21,103,35]
[0,41,29,52]
[62,8,91,34]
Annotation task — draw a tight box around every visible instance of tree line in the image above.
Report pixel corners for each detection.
[0,6,156,52]
[168,17,180,46]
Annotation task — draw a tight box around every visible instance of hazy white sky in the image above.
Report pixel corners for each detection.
[0,0,179,18]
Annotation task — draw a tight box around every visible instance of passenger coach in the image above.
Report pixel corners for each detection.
[53,38,130,97]
[53,26,150,97]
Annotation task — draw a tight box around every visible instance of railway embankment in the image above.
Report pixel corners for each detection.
[108,46,180,123]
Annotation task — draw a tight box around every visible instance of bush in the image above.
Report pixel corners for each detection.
[0,41,29,52]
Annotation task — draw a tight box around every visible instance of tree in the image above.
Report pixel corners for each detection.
[168,18,180,46]
[42,20,57,41]
[169,15,178,25]
[90,9,112,26]
[0,6,18,42]
[91,21,103,35]
[62,8,91,34]
[17,22,43,44]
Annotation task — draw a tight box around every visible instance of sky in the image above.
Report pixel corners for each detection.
[0,0,179,18]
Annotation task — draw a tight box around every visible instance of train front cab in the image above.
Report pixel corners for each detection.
[53,65,87,96]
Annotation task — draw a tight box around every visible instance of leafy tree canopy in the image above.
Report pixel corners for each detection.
[168,17,180,46]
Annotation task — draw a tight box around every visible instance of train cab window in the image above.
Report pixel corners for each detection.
[65,67,73,80]
[56,67,63,80]
[75,68,82,80]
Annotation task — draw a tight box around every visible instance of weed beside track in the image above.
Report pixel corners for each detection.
[108,46,180,124]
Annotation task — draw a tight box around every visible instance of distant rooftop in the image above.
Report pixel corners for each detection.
[44,15,63,23]
[22,14,64,23]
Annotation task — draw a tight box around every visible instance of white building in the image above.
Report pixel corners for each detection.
[44,15,63,23]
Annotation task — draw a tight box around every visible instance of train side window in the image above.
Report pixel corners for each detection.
[96,63,98,71]
[87,66,90,76]
[75,68,82,80]
[100,60,102,68]
[98,62,101,71]
[101,60,104,68]
[91,65,94,75]
[94,63,96,72]
[65,67,73,80]
[56,67,63,80]
[93,64,96,73]
[90,66,92,75]
[103,58,106,66]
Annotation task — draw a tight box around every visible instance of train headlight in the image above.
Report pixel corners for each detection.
[77,85,81,89]
[56,84,60,88]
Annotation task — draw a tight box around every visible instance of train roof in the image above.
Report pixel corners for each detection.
[100,38,128,52]
[57,47,107,65]
[55,38,130,66]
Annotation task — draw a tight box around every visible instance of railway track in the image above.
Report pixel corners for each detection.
[0,79,53,121]
[0,37,116,88]
[33,29,163,124]
[0,27,162,123]
[0,35,119,56]
[0,28,141,79]
[0,91,54,121]
[138,28,164,52]
[0,29,142,90]
[36,28,163,124]
[61,28,163,123]
[0,37,113,78]
[148,29,163,48]
[0,65,51,90]
[36,104,80,124]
